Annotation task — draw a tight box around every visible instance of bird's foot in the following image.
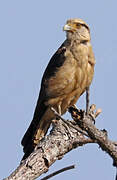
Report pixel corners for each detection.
[68,106,84,121]
[68,104,102,124]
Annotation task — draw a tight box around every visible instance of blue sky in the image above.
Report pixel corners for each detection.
[0,0,117,179]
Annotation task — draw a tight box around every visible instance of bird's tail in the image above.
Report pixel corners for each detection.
[21,102,54,161]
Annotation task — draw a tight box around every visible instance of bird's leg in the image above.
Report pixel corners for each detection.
[51,104,73,137]
[72,104,77,109]
[86,86,90,115]
[58,101,62,115]
[51,102,62,122]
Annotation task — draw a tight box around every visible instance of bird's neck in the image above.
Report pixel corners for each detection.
[65,38,89,49]
[66,32,90,46]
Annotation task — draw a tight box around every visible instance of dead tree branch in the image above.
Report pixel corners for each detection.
[4,105,117,180]
[69,105,117,166]
[4,118,94,180]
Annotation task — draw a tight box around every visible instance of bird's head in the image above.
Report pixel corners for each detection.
[63,18,90,42]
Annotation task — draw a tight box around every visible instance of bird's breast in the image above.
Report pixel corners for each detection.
[70,42,95,89]
[45,42,95,108]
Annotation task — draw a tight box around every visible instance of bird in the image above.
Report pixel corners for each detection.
[21,18,96,160]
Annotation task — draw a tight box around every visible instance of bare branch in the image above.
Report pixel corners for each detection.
[4,119,94,180]
[69,105,117,166]
[41,165,75,180]
[4,105,117,180]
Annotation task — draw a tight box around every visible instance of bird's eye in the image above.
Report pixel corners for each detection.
[76,23,81,28]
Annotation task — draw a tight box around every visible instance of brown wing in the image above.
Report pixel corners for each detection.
[39,43,67,100]
[21,42,75,160]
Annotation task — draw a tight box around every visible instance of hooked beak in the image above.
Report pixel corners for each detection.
[63,24,72,31]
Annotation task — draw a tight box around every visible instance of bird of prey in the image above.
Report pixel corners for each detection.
[21,18,96,160]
